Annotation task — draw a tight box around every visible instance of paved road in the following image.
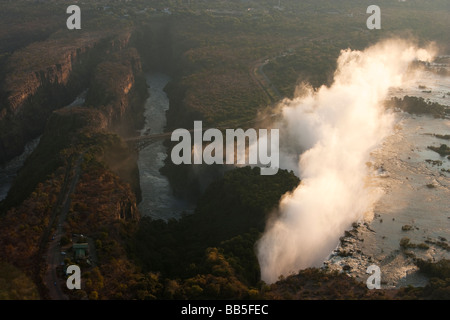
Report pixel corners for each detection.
[44,153,84,300]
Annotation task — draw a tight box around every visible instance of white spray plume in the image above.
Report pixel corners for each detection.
[256,39,436,284]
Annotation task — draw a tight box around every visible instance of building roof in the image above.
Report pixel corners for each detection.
[73,243,89,249]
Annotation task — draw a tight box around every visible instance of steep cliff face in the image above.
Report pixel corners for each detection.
[0,30,134,165]
[5,47,82,115]
[0,127,141,299]
[3,30,133,115]
[0,24,152,299]
[0,27,149,211]
[2,106,109,210]
[85,47,147,136]
[0,42,145,297]
[117,199,139,221]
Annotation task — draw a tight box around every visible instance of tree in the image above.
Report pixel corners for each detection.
[89,291,99,300]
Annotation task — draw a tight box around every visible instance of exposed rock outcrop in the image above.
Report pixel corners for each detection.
[85,47,148,136]
[0,30,134,165]
[1,29,146,210]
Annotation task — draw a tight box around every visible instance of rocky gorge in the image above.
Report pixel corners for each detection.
[0,25,149,299]
[0,29,133,165]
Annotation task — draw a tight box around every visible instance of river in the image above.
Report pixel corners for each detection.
[325,66,450,288]
[0,137,41,202]
[0,89,87,202]
[0,76,189,220]
[137,73,193,220]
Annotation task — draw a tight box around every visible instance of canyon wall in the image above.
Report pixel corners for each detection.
[0,30,133,165]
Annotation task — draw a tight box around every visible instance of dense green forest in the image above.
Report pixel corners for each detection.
[130,167,299,287]
[128,166,450,300]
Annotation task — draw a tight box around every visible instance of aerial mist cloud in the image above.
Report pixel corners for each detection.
[256,39,436,284]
